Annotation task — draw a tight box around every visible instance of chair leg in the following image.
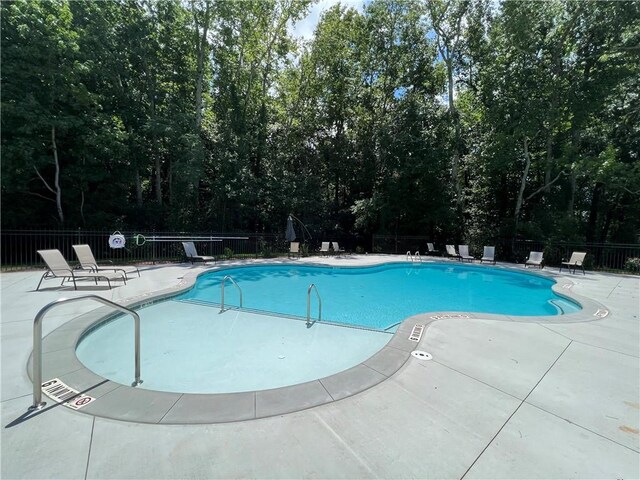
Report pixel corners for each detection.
[36,272,48,291]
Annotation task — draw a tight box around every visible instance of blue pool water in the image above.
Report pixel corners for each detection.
[76,262,581,394]
[76,303,391,393]
[178,263,581,331]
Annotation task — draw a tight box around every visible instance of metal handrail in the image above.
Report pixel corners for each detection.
[406,251,422,263]
[220,275,243,312]
[306,284,322,328]
[30,295,142,411]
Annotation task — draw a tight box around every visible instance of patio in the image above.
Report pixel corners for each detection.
[1,255,638,479]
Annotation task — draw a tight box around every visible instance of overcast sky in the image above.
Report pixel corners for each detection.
[289,0,367,41]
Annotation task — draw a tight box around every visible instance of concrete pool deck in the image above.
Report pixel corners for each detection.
[1,255,639,479]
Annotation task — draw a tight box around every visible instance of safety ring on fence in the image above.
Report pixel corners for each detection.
[133,234,146,246]
[108,231,126,249]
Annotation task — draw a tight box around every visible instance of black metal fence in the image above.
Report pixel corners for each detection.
[0,230,286,271]
[3,229,639,274]
[372,234,640,274]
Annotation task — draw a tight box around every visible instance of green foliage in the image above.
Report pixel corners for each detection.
[625,257,640,273]
[1,0,638,247]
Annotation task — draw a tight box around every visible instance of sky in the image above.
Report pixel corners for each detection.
[289,0,367,41]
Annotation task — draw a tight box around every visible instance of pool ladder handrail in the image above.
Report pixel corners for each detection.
[406,251,422,262]
[306,284,322,328]
[220,275,243,312]
[29,295,142,411]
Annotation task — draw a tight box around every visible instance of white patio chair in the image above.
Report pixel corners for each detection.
[37,249,125,291]
[73,244,140,280]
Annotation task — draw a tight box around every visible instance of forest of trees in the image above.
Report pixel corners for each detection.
[2,0,639,247]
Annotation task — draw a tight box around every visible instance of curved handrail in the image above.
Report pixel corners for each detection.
[406,251,413,261]
[306,284,322,328]
[30,295,142,411]
[415,251,422,263]
[220,275,243,312]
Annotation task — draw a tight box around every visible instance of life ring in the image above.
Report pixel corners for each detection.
[108,231,126,249]
[133,234,146,246]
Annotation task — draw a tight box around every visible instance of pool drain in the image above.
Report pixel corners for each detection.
[411,350,433,360]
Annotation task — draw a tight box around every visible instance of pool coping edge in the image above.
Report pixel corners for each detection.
[30,259,610,425]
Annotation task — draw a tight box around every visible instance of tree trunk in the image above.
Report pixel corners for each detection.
[585,181,604,242]
[567,169,577,216]
[514,137,532,228]
[155,154,162,205]
[168,160,173,207]
[51,125,64,224]
[135,170,143,208]
[544,129,553,192]
[80,189,85,226]
[445,55,463,210]
[192,0,211,130]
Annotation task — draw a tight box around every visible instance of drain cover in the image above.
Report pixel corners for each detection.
[411,350,433,360]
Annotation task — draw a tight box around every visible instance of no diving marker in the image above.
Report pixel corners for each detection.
[41,378,96,410]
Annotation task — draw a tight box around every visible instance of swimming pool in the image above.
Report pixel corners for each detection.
[75,262,580,394]
[75,303,391,394]
[178,262,581,330]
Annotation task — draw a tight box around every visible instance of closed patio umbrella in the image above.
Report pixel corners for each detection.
[285,215,297,242]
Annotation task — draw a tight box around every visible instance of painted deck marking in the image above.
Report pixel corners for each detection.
[409,324,424,342]
[41,378,96,410]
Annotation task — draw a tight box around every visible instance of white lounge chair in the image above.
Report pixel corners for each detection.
[319,242,331,256]
[445,244,460,260]
[37,249,126,291]
[72,244,140,280]
[182,242,216,264]
[331,241,345,255]
[289,242,300,258]
[480,246,495,264]
[426,243,439,256]
[560,251,586,275]
[525,251,544,269]
[458,245,474,262]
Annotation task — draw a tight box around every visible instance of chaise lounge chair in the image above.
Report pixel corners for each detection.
[182,242,216,264]
[559,251,586,275]
[319,242,331,256]
[36,249,126,291]
[426,243,439,256]
[445,244,461,260]
[458,245,475,262]
[525,251,544,269]
[72,244,140,280]
[480,246,496,264]
[331,241,345,256]
[289,242,300,258]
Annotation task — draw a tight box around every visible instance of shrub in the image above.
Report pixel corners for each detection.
[625,257,640,272]
[223,247,233,259]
